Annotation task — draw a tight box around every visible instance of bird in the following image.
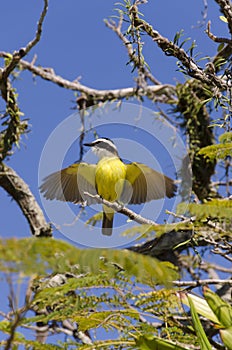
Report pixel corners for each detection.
[40,137,177,236]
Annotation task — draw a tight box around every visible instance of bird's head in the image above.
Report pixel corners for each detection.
[84,137,119,159]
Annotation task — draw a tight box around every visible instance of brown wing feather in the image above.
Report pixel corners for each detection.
[125,163,177,204]
[40,163,97,205]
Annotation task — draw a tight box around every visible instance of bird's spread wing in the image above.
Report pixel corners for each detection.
[123,162,177,204]
[40,163,97,205]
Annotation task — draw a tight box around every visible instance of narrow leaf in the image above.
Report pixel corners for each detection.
[188,295,212,350]
[204,287,232,328]
[219,15,228,23]
[220,327,232,350]
[178,292,219,324]
[136,335,189,350]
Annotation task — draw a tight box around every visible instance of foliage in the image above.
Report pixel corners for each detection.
[136,335,190,350]
[199,132,232,161]
[0,238,178,284]
[180,288,232,350]
[0,238,189,349]
[175,80,216,200]
[178,198,232,222]
[187,295,212,350]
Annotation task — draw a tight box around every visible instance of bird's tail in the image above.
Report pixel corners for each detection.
[102,206,114,236]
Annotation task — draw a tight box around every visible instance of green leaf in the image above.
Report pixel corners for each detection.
[74,309,139,332]
[179,37,191,48]
[204,287,232,328]
[217,43,224,52]
[179,292,219,324]
[220,327,232,350]
[136,335,189,350]
[198,133,232,160]
[121,222,194,239]
[187,295,212,350]
[219,131,232,143]
[0,320,25,340]
[23,341,63,349]
[173,29,184,45]
[28,309,139,332]
[121,224,155,238]
[188,40,197,57]
[0,321,11,333]
[177,200,232,221]
[0,238,178,286]
[219,15,228,23]
[85,212,103,226]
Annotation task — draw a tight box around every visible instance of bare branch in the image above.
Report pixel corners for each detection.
[206,20,232,44]
[0,163,52,236]
[200,261,232,274]
[213,247,232,262]
[212,180,232,187]
[15,57,175,103]
[0,0,48,81]
[25,0,48,54]
[173,278,232,287]
[5,278,34,350]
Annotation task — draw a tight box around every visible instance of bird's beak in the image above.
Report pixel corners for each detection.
[83,142,93,147]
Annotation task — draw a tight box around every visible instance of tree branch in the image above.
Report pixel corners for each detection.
[84,192,158,226]
[173,278,232,287]
[0,0,48,81]
[215,0,232,36]
[206,20,232,45]
[0,163,52,236]
[5,277,33,350]
[129,4,227,90]
[0,0,48,161]
[15,57,175,104]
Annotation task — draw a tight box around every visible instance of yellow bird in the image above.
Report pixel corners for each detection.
[40,137,177,236]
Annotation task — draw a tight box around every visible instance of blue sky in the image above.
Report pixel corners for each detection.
[0,0,228,242]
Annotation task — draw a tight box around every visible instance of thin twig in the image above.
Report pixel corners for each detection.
[105,16,160,85]
[15,57,175,102]
[1,0,48,80]
[5,278,34,350]
[173,279,232,287]
[84,192,158,226]
[206,21,232,45]
[200,262,232,274]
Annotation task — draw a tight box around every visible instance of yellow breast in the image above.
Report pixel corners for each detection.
[95,157,126,202]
